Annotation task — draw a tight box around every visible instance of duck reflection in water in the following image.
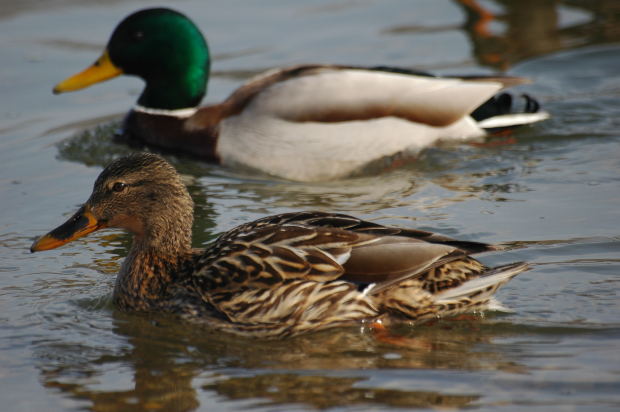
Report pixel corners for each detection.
[37,309,530,410]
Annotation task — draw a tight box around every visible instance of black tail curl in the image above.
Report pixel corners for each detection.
[471,93,541,122]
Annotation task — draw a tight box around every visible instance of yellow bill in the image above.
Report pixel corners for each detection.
[53,50,123,94]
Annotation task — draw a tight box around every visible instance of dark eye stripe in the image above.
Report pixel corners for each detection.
[109,179,150,193]
[131,180,148,187]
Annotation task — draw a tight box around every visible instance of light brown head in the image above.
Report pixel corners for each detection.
[31,153,194,254]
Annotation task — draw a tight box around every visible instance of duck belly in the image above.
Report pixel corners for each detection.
[216,114,484,182]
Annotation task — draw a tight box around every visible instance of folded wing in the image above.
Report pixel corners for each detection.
[243,66,507,127]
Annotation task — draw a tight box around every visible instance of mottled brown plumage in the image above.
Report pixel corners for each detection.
[31,153,528,338]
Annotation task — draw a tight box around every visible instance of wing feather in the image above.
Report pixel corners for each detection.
[190,211,499,331]
[240,211,495,253]
[245,68,503,127]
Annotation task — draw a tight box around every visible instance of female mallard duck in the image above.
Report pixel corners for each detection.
[53,8,548,182]
[31,153,528,338]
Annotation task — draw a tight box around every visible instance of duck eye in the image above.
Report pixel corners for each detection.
[112,182,127,193]
[132,30,144,42]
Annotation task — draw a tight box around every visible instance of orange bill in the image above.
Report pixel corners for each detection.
[31,207,105,252]
[53,50,123,94]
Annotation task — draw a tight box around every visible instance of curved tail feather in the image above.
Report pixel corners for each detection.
[473,93,550,130]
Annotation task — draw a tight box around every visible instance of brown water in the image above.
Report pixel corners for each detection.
[1,1,620,410]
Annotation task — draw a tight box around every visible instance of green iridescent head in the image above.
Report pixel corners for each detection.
[54,8,211,110]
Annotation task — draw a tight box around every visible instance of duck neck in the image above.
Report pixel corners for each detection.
[138,66,209,111]
[113,221,194,311]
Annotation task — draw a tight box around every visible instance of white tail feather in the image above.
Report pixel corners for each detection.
[478,111,550,129]
[435,262,529,303]
[486,297,514,313]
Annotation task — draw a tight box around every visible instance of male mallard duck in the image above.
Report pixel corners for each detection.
[31,153,528,338]
[53,8,549,182]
